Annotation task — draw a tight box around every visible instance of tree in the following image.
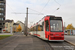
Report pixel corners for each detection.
[16,24,22,32]
[66,24,74,29]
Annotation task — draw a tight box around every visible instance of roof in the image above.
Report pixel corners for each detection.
[13,23,19,25]
[5,20,13,23]
[17,21,24,24]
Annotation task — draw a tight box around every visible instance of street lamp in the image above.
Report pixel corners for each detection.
[10,24,12,34]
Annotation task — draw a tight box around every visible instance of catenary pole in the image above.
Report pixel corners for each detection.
[24,7,28,36]
[26,7,28,36]
[64,22,65,34]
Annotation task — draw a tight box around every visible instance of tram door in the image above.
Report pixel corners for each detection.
[45,20,49,38]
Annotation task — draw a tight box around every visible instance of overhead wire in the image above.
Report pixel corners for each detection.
[11,8,44,15]
[33,0,50,24]
[12,12,44,15]
[28,0,50,15]
[7,0,62,26]
[7,2,15,12]
[6,2,18,17]
[29,0,50,27]
[54,0,61,6]
[52,0,61,13]
[28,8,44,15]
[54,0,61,9]
[7,0,61,15]
[40,0,50,13]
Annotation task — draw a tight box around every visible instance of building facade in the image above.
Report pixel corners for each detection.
[13,23,19,32]
[65,29,75,35]
[16,21,24,32]
[0,0,6,33]
[4,20,14,33]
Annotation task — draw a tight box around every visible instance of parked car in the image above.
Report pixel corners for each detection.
[64,31,68,35]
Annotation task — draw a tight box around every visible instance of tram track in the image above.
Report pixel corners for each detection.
[62,42,75,50]
[32,36,54,50]
[32,35,75,50]
[45,41,75,50]
[38,38,74,50]
[46,41,54,50]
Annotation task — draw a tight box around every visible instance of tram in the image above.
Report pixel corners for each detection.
[29,15,64,41]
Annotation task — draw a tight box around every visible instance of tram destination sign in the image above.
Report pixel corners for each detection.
[50,17,62,20]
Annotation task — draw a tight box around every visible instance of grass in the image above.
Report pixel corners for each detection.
[0,35,12,40]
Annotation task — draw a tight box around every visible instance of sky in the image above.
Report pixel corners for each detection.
[6,0,75,27]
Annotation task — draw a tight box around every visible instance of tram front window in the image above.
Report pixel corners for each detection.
[50,20,63,32]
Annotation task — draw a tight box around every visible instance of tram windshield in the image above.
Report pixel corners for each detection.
[50,20,63,32]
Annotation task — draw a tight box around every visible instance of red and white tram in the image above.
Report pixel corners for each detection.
[29,15,64,41]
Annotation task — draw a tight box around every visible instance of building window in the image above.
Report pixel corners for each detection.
[0,3,4,5]
[0,13,4,15]
[0,23,2,25]
[0,8,4,10]
[0,18,3,20]
[2,18,3,20]
[0,18,2,20]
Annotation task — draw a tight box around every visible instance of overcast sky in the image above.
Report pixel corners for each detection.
[6,0,75,27]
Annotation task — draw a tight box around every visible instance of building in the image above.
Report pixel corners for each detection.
[16,21,24,32]
[0,0,6,33]
[13,23,19,32]
[65,29,75,35]
[4,20,14,33]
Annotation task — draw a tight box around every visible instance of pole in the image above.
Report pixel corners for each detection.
[11,27,12,34]
[24,17,26,35]
[25,7,28,36]
[27,7,28,36]
[10,26,12,34]
[64,22,65,34]
[25,17,27,36]
[24,20,25,35]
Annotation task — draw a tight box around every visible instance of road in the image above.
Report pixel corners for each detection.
[0,33,75,50]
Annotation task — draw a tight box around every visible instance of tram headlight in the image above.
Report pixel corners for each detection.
[61,34,64,36]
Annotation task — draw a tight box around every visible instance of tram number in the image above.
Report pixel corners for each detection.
[56,35,59,36]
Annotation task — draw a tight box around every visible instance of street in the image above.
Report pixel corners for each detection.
[0,33,75,50]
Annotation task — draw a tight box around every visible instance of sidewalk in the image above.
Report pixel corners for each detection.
[0,33,47,50]
[0,33,13,35]
[65,35,75,46]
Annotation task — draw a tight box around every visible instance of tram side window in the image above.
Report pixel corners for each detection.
[33,27,35,31]
[45,20,49,31]
[30,28,32,31]
[42,22,44,31]
[36,25,38,31]
[37,25,43,31]
[34,26,36,31]
[31,27,34,31]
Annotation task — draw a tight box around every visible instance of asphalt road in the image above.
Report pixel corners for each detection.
[0,33,75,50]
